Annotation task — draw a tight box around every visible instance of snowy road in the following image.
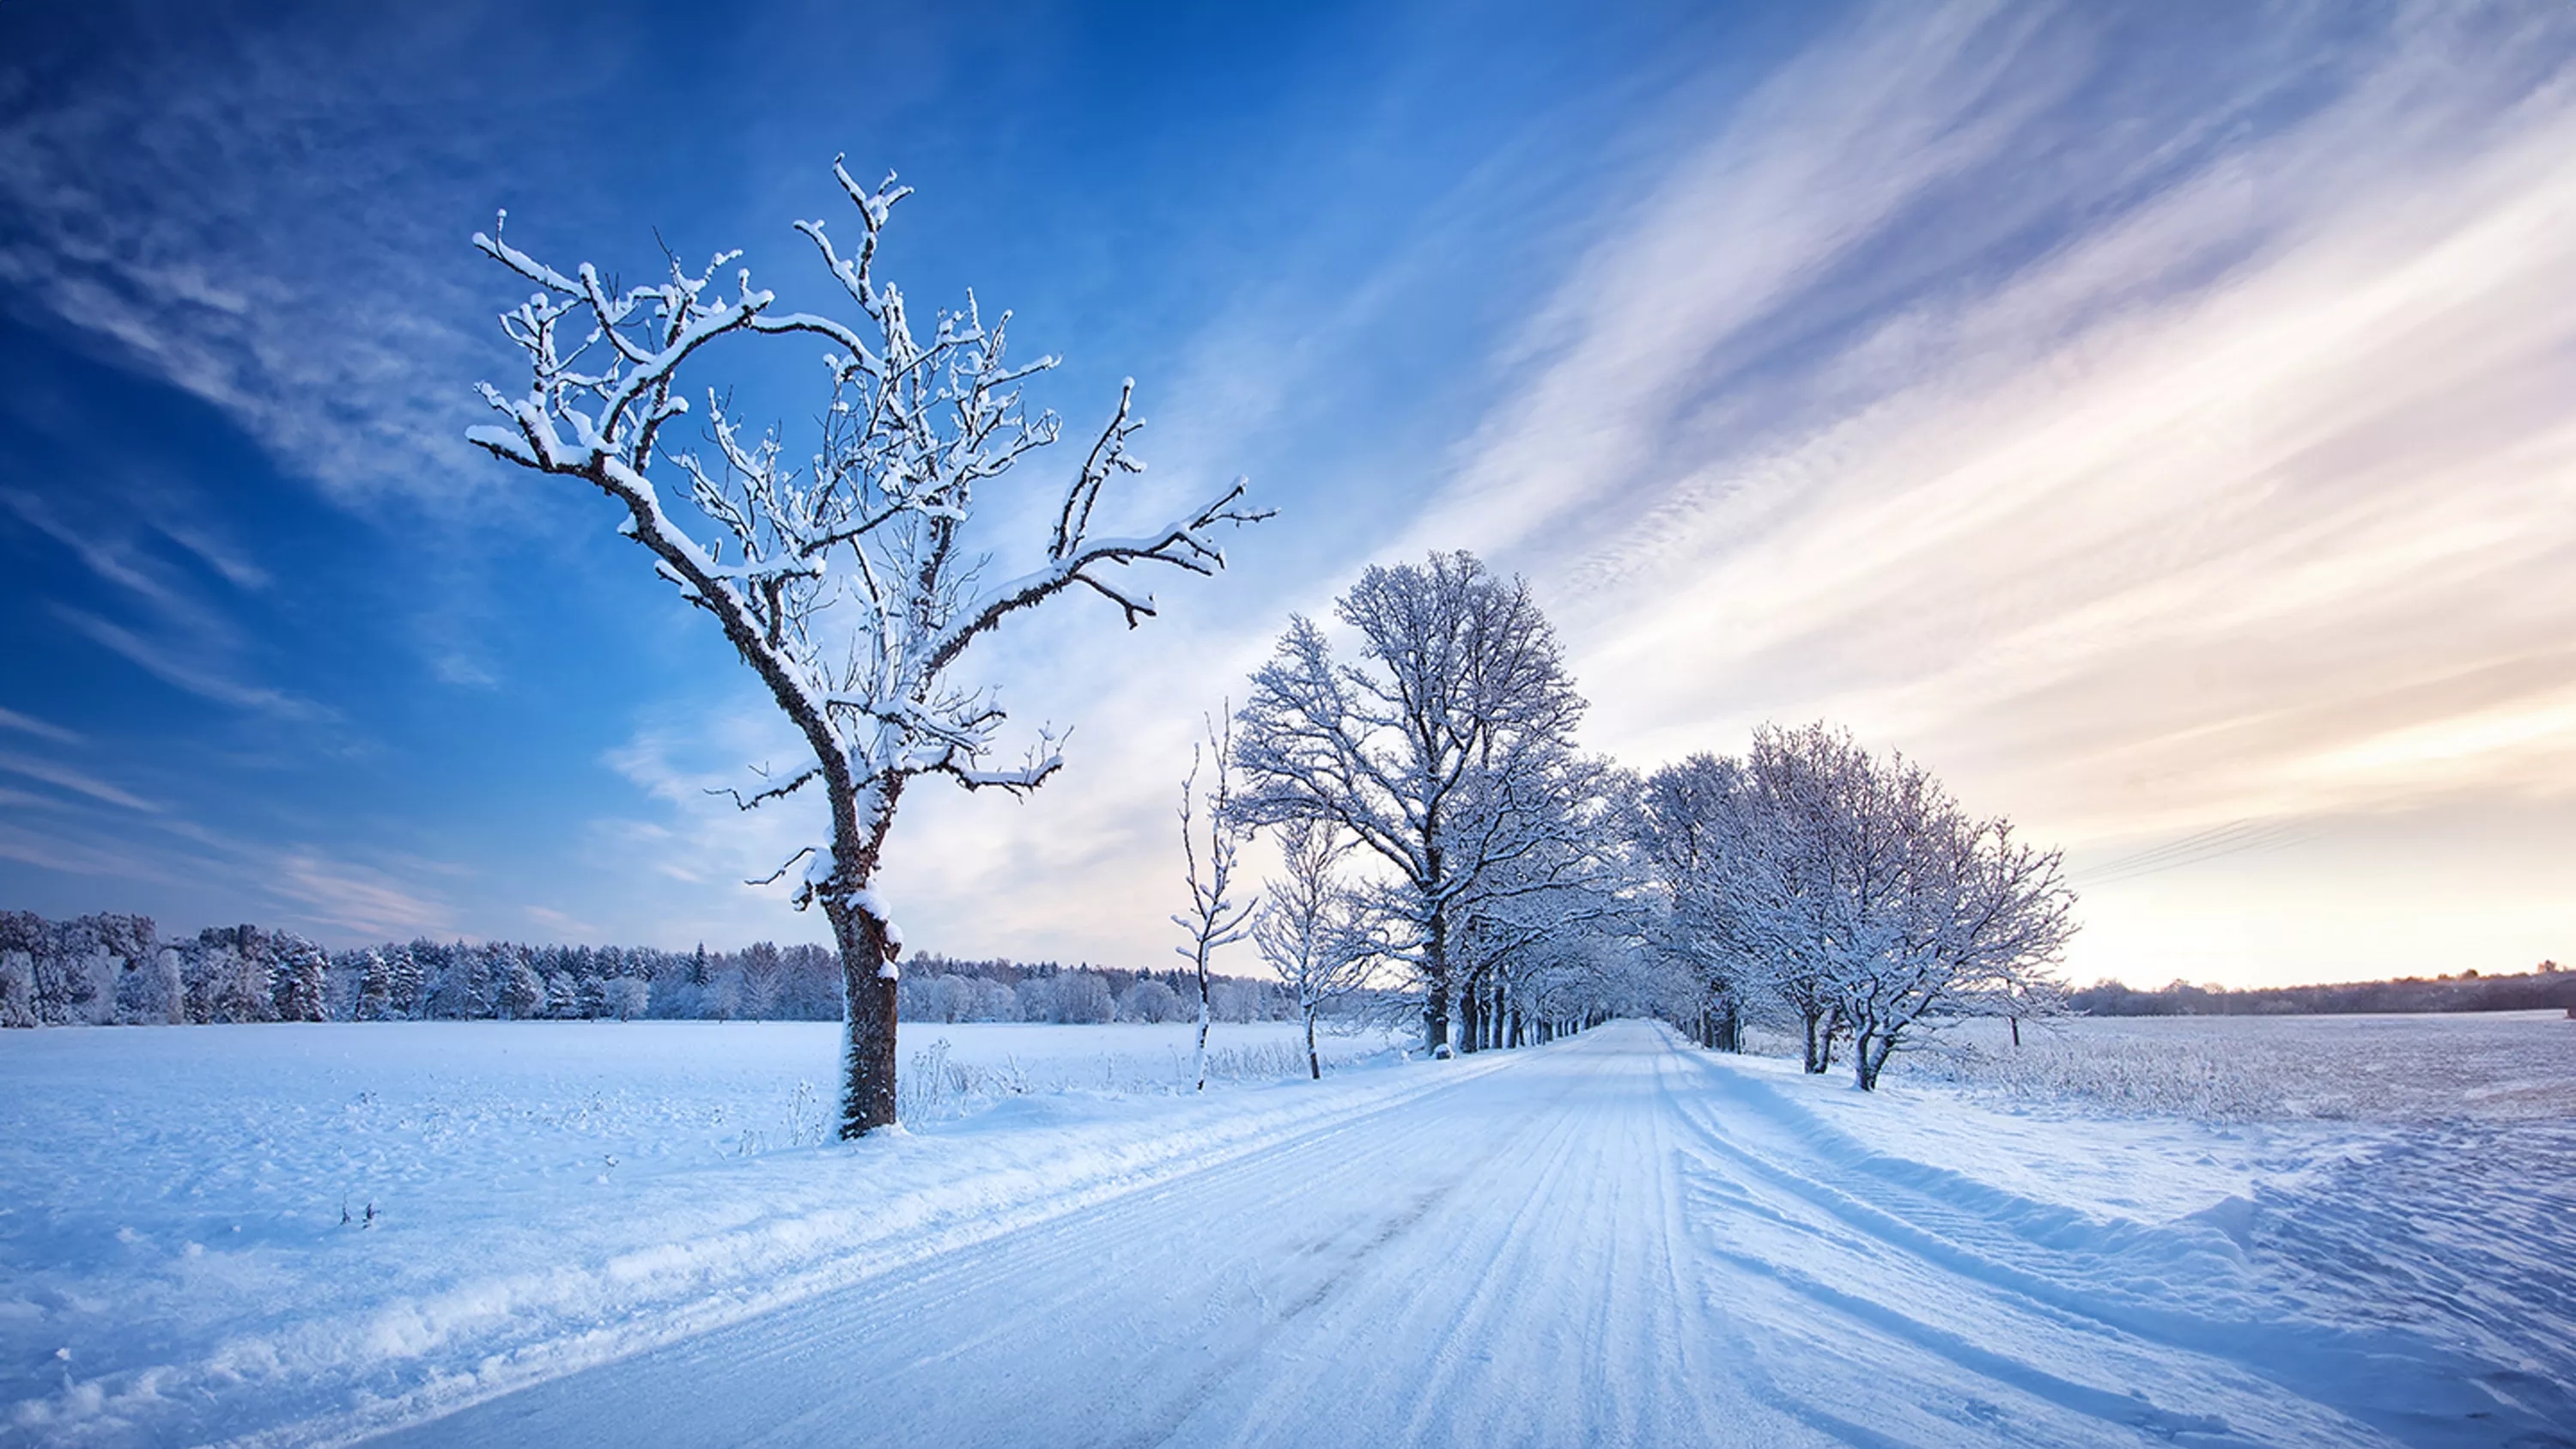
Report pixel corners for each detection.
[359,1022,2567,1449]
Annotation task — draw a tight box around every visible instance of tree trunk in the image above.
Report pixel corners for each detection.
[2008,1014,2021,1048]
[1460,971,1482,1054]
[1801,1007,1826,1074]
[1194,954,1212,1092]
[1856,1033,1896,1091]
[1422,914,1451,1055]
[829,900,900,1137]
[1304,1004,1321,1081]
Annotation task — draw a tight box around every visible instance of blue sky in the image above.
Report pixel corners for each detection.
[4,0,2574,988]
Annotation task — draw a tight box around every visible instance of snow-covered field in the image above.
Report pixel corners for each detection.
[0,1020,1406,1446]
[1892,1009,2576,1123]
[4,1014,2573,1447]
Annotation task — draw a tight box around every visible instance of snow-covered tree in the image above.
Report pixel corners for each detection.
[1252,818,1372,1078]
[1638,740,1850,1072]
[354,948,394,1021]
[469,160,1267,1135]
[544,970,581,1020]
[1173,712,1257,1091]
[23,927,116,1026]
[600,976,651,1020]
[204,926,276,1025]
[1636,753,1758,1051]
[1235,553,1588,1055]
[421,941,492,1020]
[1642,725,2077,1089]
[497,954,547,1020]
[0,952,33,1028]
[1117,977,1185,1023]
[271,934,330,1022]
[1016,970,1114,1024]
[1838,805,2076,1089]
[1447,754,1637,1052]
[969,976,1018,1022]
[122,947,185,1026]
[386,946,426,1020]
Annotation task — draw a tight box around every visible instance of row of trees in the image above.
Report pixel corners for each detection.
[1218,553,1630,1068]
[896,957,1295,1026]
[1192,555,2076,1092]
[456,159,2068,1126]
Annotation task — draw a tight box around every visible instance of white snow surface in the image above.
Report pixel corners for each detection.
[5,1017,2573,1447]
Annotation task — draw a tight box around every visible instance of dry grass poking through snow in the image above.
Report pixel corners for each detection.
[896,1032,1384,1124]
[1886,1010,2576,1124]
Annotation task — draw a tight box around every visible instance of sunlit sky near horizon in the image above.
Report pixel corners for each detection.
[3,0,2573,989]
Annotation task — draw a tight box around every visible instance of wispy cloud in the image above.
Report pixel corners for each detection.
[0,819,177,883]
[1376,1,2576,980]
[268,851,458,941]
[1418,3,2576,825]
[0,489,194,616]
[54,606,331,722]
[0,24,492,505]
[521,904,601,941]
[0,776,466,942]
[0,747,155,812]
[0,704,80,745]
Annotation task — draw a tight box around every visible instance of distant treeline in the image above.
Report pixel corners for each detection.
[0,910,1292,1028]
[2070,964,2576,1017]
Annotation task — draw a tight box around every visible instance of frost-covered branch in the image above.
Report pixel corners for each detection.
[469,158,1267,1135]
[1233,554,1589,1054]
[1636,725,2077,1087]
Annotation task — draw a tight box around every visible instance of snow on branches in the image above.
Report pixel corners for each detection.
[1232,552,1616,1055]
[1251,818,1373,1080]
[1637,724,2077,1089]
[468,159,1269,1134]
[1174,709,1257,1092]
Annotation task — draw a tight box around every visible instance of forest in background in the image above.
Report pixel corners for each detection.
[8,907,2572,1029]
[0,910,1297,1029]
[2066,965,2576,1017]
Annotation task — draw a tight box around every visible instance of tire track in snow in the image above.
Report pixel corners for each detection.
[214,1052,1525,1449]
[359,1025,1813,1449]
[347,1023,2562,1449]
